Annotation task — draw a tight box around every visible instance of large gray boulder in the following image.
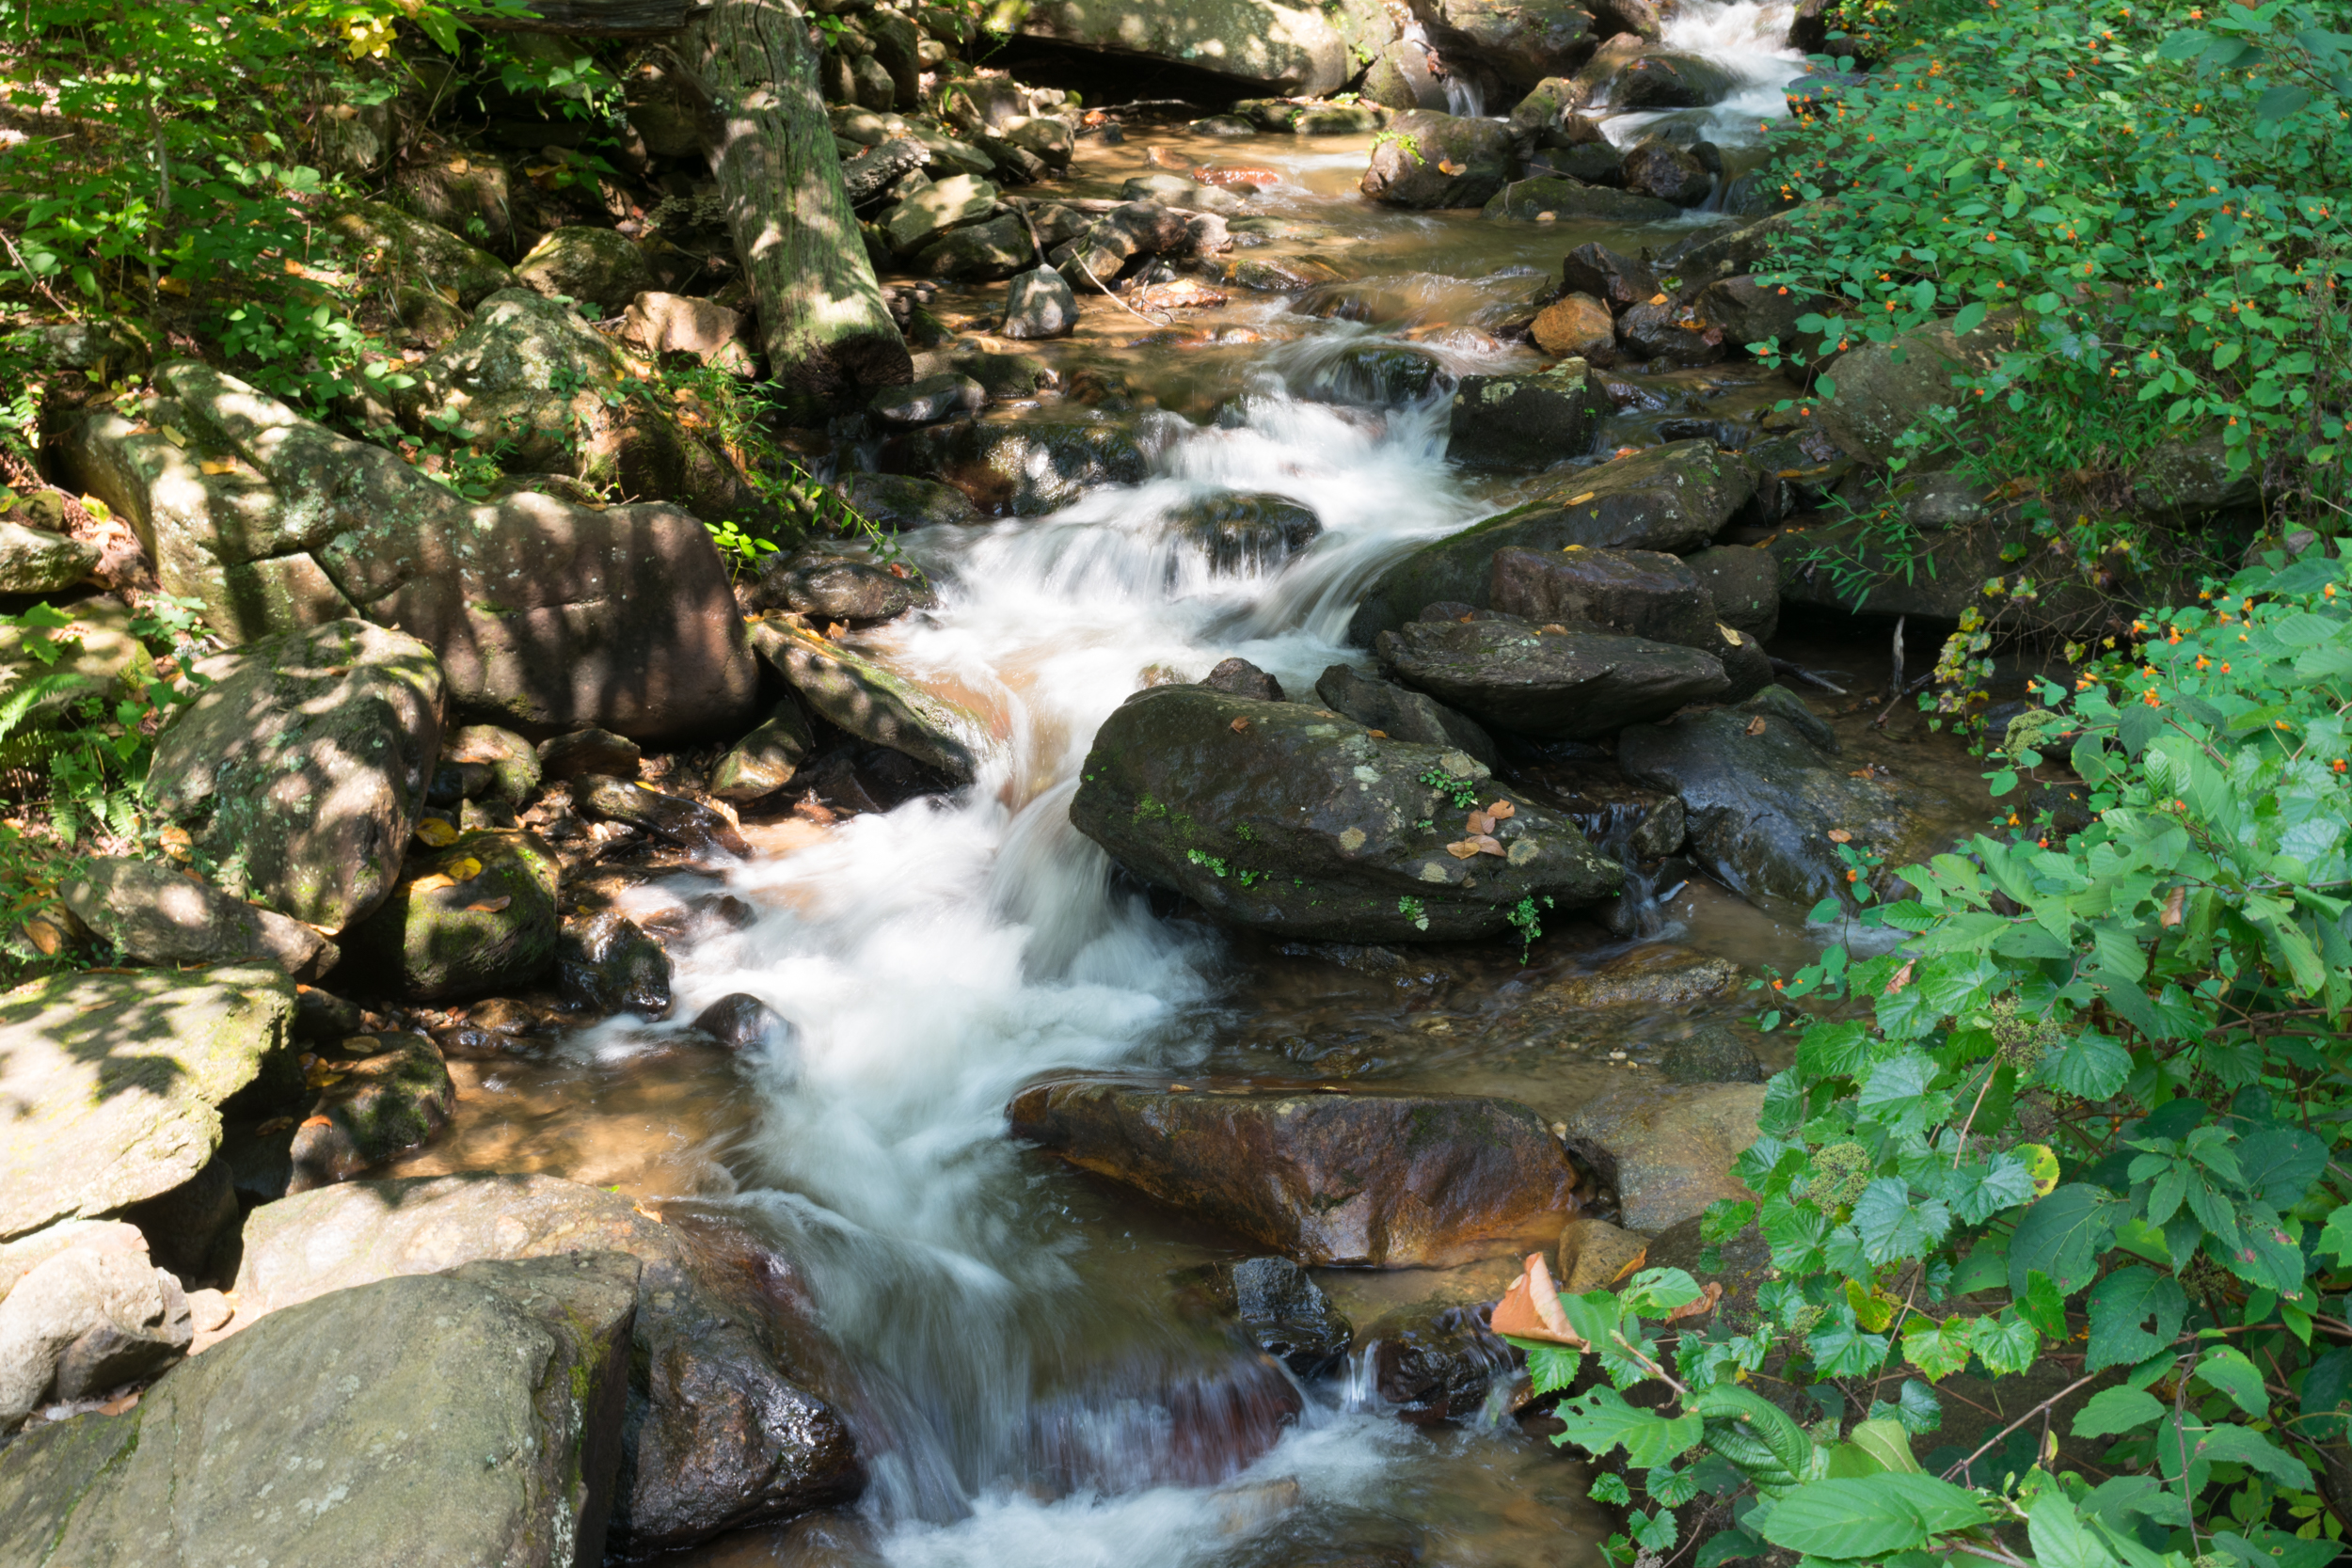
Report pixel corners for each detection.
[1488,545,1717,646]
[1412,0,1597,90]
[1016,0,1396,96]
[1068,684,1618,942]
[1618,687,1978,911]
[0,1254,642,1566]
[0,520,99,594]
[1811,311,2015,463]
[229,1175,864,1554]
[1360,111,1515,209]
[59,858,339,979]
[1446,361,1600,468]
[60,361,759,742]
[337,829,563,1000]
[0,966,295,1242]
[514,225,658,313]
[1375,618,1731,739]
[1349,440,1755,641]
[750,618,990,783]
[0,1230,191,1429]
[1312,662,1499,769]
[147,619,443,932]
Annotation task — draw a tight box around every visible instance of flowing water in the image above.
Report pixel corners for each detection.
[397,8,2001,1562]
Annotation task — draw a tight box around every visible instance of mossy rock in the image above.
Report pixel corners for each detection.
[339,829,561,1001]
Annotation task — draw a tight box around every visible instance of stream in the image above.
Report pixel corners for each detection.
[394,7,2003,1562]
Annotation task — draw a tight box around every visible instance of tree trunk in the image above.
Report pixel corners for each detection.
[675,0,910,411]
[473,0,689,36]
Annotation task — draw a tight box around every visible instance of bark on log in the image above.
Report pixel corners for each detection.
[675,1,910,408]
[473,0,689,36]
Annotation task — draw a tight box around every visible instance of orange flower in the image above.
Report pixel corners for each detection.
[2143,690,2162,706]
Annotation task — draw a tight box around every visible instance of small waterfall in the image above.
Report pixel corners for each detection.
[1441,74,1486,119]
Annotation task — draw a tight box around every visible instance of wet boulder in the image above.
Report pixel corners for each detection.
[559,910,674,1018]
[1069,684,1617,942]
[1001,265,1081,339]
[1560,242,1657,312]
[0,967,294,1244]
[59,858,338,980]
[338,829,562,999]
[1415,0,1597,89]
[0,1255,641,1564]
[753,553,932,621]
[836,471,984,531]
[1682,545,1779,640]
[1367,1300,1524,1424]
[751,618,991,782]
[0,521,98,593]
[1530,293,1616,362]
[1016,0,1380,97]
[1349,440,1755,641]
[1446,362,1600,468]
[1228,1258,1353,1376]
[883,415,1146,515]
[866,372,988,426]
[1616,296,1729,366]
[1557,1214,1650,1291]
[538,725,642,783]
[60,362,760,742]
[226,1174,863,1553]
[1617,686,1976,910]
[1375,618,1730,740]
[1359,111,1514,210]
[1169,491,1324,573]
[1009,1076,1578,1266]
[913,214,1035,281]
[1480,177,1677,224]
[1489,545,1716,647]
[689,993,798,1054]
[1054,200,1192,284]
[1810,310,2015,463]
[1559,1081,1763,1231]
[1529,140,1627,185]
[1363,38,1449,110]
[286,1032,457,1192]
[1201,656,1287,702]
[1295,339,1448,406]
[514,224,657,314]
[574,776,753,859]
[710,701,818,801]
[1312,663,1499,769]
[1655,1023,1766,1085]
[1693,275,1814,348]
[1578,46,1740,109]
[1621,139,1711,206]
[1541,944,1741,1010]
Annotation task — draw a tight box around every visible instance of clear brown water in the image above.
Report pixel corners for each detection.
[387,8,2014,1561]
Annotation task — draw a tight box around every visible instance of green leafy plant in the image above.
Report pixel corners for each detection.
[1397,895,1429,931]
[1418,766,1480,810]
[706,519,779,581]
[1528,549,2352,1567]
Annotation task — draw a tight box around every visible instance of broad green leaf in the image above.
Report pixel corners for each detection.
[1759,1474,1987,1560]
[2009,1184,2122,1298]
[1970,1310,2040,1376]
[2233,1127,2328,1207]
[2085,1267,2186,1371]
[2073,1386,2165,1438]
[1620,1267,1704,1319]
[1850,1415,1921,1472]
[1852,1179,1947,1264]
[2320,1203,2352,1265]
[2028,1487,2122,1568]
[2191,1422,2313,1490]
[1903,1316,1973,1382]
[2039,1033,2131,1098]
[1552,1387,1704,1467]
[1951,302,1988,336]
[1521,1341,1581,1395]
[2194,1346,2268,1415]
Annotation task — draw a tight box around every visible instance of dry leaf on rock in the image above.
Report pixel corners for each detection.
[1489,1252,1585,1346]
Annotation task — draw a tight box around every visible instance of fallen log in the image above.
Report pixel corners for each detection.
[674,0,910,412]
[473,0,688,36]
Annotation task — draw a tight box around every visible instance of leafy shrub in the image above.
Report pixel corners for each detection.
[1521,549,2352,1567]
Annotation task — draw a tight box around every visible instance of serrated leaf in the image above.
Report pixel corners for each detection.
[2233,1127,2327,1207]
[2074,1386,2166,1438]
[2039,1033,2131,1098]
[2009,1184,2122,1298]
[1971,1310,2040,1375]
[1903,1316,1974,1382]
[2195,1346,2268,1415]
[1759,1474,1987,1560]
[1523,1341,1581,1395]
[1552,1386,1705,1467]
[2085,1267,2187,1372]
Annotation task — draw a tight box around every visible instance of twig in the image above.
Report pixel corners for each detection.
[1872,672,1934,728]
[1771,657,1850,695]
[1000,199,1047,269]
[0,228,76,317]
[1071,249,1173,329]
[1940,1371,2104,1482]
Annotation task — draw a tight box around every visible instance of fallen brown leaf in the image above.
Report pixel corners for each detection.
[465,895,513,913]
[1444,840,1482,860]
[1486,800,1515,821]
[2159,884,2185,927]
[1465,810,1493,835]
[1884,959,1915,995]
[1230,717,1250,733]
[1664,1280,1724,1323]
[1490,1252,1586,1346]
[408,873,456,895]
[1745,716,1768,736]
[1470,832,1504,856]
[415,818,459,847]
[1827,828,1852,843]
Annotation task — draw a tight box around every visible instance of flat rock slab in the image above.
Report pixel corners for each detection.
[750,618,989,783]
[1349,440,1754,641]
[0,1254,640,1567]
[59,858,337,979]
[1069,685,1618,943]
[1009,1076,1578,1265]
[146,618,443,933]
[0,966,295,1242]
[230,1174,861,1554]
[1375,619,1729,740]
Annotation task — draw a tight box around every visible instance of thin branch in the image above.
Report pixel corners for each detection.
[1940,1371,2104,1482]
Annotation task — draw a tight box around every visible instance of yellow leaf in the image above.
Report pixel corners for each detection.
[1846,1278,1899,1333]
[156,276,191,297]
[408,873,456,895]
[199,458,239,475]
[414,818,459,847]
[444,856,483,882]
[2019,1142,2060,1197]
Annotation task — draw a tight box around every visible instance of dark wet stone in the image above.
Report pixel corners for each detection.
[574,776,752,859]
[710,700,818,802]
[1001,265,1079,339]
[834,471,985,531]
[1621,140,1711,206]
[1682,545,1780,641]
[1069,685,1619,943]
[1359,111,1513,209]
[339,829,562,1000]
[1184,1257,1354,1377]
[753,553,931,622]
[1348,441,1755,642]
[1375,619,1730,740]
[287,1033,455,1192]
[1168,491,1323,573]
[1312,664,1499,770]
[1009,1076,1576,1267]
[1560,243,1658,312]
[884,416,1146,515]
[1295,340,1448,407]
[1578,46,1740,109]
[1617,299,1727,366]
[1367,1301,1524,1425]
[1656,1024,1765,1085]
[559,910,673,1019]
[867,372,987,426]
[1201,657,1285,702]
[1479,177,1678,224]
[1489,546,1714,647]
[1446,364,1600,468]
[691,992,797,1054]
[749,618,989,783]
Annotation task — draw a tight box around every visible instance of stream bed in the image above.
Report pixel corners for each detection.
[390,7,2013,1562]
